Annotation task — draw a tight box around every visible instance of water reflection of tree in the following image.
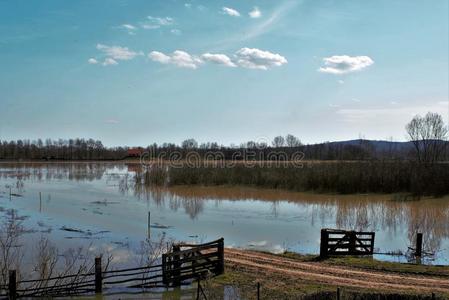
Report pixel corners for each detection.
[0,163,118,182]
[407,203,449,255]
[4,164,449,256]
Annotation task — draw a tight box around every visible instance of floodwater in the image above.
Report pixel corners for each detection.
[0,162,449,268]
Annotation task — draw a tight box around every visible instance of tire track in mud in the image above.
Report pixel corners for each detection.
[225,248,449,294]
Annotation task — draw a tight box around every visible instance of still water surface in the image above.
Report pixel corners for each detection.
[0,162,448,266]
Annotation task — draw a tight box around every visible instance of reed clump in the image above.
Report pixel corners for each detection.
[141,161,449,196]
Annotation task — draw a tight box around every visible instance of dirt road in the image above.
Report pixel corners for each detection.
[225,248,449,294]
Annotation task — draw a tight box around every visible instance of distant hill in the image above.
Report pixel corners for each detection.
[325,139,414,152]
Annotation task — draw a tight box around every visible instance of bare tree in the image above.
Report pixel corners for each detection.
[181,138,198,149]
[0,211,24,286]
[406,112,448,164]
[135,234,173,267]
[285,134,302,147]
[272,136,285,147]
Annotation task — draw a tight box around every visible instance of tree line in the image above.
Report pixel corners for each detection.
[0,138,127,160]
[0,112,447,162]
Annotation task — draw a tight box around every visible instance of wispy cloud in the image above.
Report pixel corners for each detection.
[336,102,447,124]
[105,119,119,124]
[121,24,136,30]
[249,7,262,18]
[149,50,202,69]
[96,44,143,61]
[222,7,240,17]
[235,48,287,70]
[201,53,236,67]
[148,16,173,25]
[170,29,182,35]
[118,24,137,35]
[319,55,374,74]
[241,1,296,41]
[141,16,174,29]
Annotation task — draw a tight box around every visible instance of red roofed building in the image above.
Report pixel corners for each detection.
[127,147,144,158]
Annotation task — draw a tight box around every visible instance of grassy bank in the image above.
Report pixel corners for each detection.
[139,161,449,196]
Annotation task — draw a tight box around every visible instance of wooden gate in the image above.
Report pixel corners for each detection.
[320,229,375,257]
[162,238,224,287]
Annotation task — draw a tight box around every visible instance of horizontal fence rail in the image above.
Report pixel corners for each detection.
[2,238,224,299]
[162,238,224,287]
[320,229,375,257]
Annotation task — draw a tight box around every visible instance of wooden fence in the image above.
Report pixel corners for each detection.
[162,238,224,287]
[2,238,224,299]
[320,229,375,257]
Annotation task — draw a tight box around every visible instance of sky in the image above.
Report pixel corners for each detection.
[0,0,448,147]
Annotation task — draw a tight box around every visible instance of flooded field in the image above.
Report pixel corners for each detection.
[0,162,448,268]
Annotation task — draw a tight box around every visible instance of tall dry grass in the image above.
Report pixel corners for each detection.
[138,161,449,196]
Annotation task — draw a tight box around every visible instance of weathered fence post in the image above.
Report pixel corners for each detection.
[432,292,435,300]
[257,282,260,300]
[172,244,181,287]
[320,229,328,258]
[349,231,356,253]
[336,287,340,300]
[162,253,168,286]
[95,257,102,293]
[39,192,42,212]
[217,238,225,274]
[415,233,423,257]
[147,211,151,239]
[370,232,375,255]
[8,270,16,300]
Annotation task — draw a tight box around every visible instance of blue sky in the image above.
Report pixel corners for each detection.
[0,0,448,146]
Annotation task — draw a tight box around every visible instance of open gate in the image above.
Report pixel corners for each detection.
[320,229,375,257]
[162,238,224,287]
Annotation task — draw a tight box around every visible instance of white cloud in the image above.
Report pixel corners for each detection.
[121,24,136,30]
[184,3,191,8]
[148,48,287,70]
[338,79,344,84]
[141,16,174,29]
[222,7,240,17]
[249,7,262,18]
[149,50,202,69]
[438,101,449,106]
[117,24,137,35]
[171,29,182,35]
[201,53,236,67]
[148,51,171,64]
[96,44,143,60]
[102,58,118,66]
[329,103,341,108]
[319,55,374,74]
[88,58,98,64]
[148,16,173,25]
[235,47,287,70]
